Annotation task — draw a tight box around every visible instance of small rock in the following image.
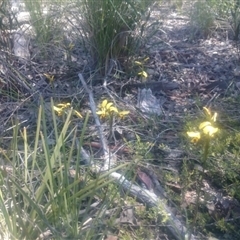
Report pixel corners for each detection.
[234,66,240,77]
[213,64,221,72]
[146,68,155,76]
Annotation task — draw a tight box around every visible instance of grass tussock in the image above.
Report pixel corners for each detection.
[81,0,155,74]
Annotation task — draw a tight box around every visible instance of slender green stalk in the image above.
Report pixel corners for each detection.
[191,137,210,236]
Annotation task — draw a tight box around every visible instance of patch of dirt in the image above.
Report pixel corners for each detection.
[143,5,240,114]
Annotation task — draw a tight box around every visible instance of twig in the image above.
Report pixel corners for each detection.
[78,73,116,171]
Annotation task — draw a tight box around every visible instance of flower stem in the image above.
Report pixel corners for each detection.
[191,137,210,236]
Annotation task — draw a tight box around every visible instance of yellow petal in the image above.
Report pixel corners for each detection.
[187,131,201,143]
[211,112,217,122]
[119,110,130,118]
[53,106,63,116]
[96,110,104,115]
[199,121,211,130]
[57,103,70,108]
[135,61,142,66]
[109,106,118,113]
[106,102,114,109]
[202,125,218,136]
[138,71,148,78]
[187,131,201,139]
[74,110,83,118]
[53,106,60,111]
[101,100,108,108]
[203,107,212,117]
[96,110,108,119]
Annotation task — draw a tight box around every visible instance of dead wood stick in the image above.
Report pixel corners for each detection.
[110,172,196,240]
[78,73,116,171]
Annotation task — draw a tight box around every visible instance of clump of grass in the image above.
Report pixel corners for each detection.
[24,0,53,44]
[188,0,215,38]
[230,0,240,40]
[188,0,240,40]
[24,0,65,59]
[0,99,133,239]
[81,0,155,74]
[0,0,14,51]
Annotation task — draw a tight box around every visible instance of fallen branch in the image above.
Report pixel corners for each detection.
[78,73,116,171]
[78,73,196,240]
[111,172,196,240]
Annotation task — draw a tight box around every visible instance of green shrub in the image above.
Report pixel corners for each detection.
[24,0,65,50]
[189,0,240,40]
[81,0,155,74]
[189,0,215,37]
[0,99,137,239]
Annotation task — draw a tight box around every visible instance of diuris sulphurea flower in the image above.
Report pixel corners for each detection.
[96,99,129,119]
[96,99,130,141]
[187,107,218,143]
[96,99,118,119]
[53,103,82,118]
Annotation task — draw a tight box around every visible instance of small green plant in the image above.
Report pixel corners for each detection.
[186,107,219,235]
[188,0,240,40]
[0,99,132,239]
[134,57,149,81]
[189,0,215,37]
[24,0,64,56]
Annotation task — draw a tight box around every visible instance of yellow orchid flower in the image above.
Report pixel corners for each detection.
[187,107,219,142]
[53,103,83,118]
[44,73,54,83]
[138,71,148,78]
[97,99,130,120]
[97,100,118,118]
